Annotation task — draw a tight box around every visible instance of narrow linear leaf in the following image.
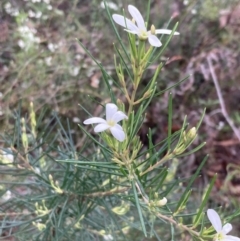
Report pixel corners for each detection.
[103,0,131,63]
[168,92,173,151]
[193,174,217,227]
[175,155,208,212]
[132,181,147,236]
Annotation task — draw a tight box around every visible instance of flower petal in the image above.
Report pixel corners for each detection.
[124,29,139,35]
[112,14,139,32]
[112,111,128,123]
[83,117,106,125]
[155,29,180,35]
[106,103,118,121]
[110,126,125,142]
[128,5,146,31]
[115,124,123,130]
[222,223,233,234]
[94,123,110,133]
[207,209,222,232]
[224,235,240,241]
[148,35,162,47]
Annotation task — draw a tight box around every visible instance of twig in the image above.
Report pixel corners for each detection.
[207,57,240,142]
[155,212,201,237]
[10,146,35,172]
[133,176,201,238]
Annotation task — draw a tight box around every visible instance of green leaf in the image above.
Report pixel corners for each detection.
[175,155,208,213]
[193,174,217,227]
[168,92,173,151]
[132,181,147,236]
[76,40,117,102]
[78,124,112,154]
[103,0,131,63]
[155,75,189,97]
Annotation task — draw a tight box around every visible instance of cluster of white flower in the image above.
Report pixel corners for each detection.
[84,5,180,141]
[28,10,42,19]
[27,0,53,18]
[68,66,80,77]
[82,5,240,241]
[47,41,64,53]
[112,5,179,47]
[47,43,58,52]
[4,2,19,16]
[18,24,41,50]
[12,0,52,20]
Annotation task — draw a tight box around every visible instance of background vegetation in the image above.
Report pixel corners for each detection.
[0,0,240,240]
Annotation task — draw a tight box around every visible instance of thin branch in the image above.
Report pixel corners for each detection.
[133,176,201,238]
[207,57,240,142]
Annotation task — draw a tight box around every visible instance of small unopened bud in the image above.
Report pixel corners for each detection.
[151,25,156,34]
[21,118,28,150]
[117,99,124,108]
[99,230,106,235]
[30,102,36,137]
[112,202,130,215]
[49,174,53,181]
[173,144,185,155]
[157,197,167,206]
[187,127,197,140]
[154,192,158,199]
[143,89,152,99]
[33,221,46,231]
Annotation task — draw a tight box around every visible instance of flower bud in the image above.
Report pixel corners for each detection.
[112,201,130,215]
[154,192,158,199]
[151,25,156,34]
[21,118,28,150]
[187,127,197,140]
[30,102,36,138]
[33,221,46,231]
[49,174,53,181]
[157,197,167,206]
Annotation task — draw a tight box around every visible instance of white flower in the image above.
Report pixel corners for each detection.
[158,197,167,206]
[112,5,180,47]
[100,1,119,11]
[103,234,113,241]
[207,209,240,241]
[69,66,80,76]
[83,103,128,142]
[34,167,41,175]
[45,56,52,66]
[48,43,57,52]
[1,149,14,166]
[1,190,12,202]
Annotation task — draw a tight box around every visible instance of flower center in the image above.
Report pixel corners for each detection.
[107,120,116,127]
[139,29,148,40]
[214,232,224,241]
